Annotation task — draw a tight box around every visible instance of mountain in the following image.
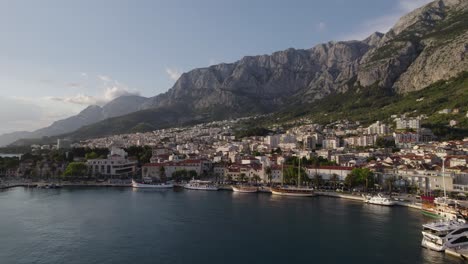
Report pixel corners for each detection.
[8,0,468,143]
[0,95,148,146]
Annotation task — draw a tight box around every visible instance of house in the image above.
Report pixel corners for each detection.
[87,147,137,177]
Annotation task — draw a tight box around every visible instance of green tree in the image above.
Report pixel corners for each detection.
[239,173,247,182]
[63,162,88,177]
[85,152,99,160]
[265,166,272,185]
[188,170,198,180]
[330,173,340,189]
[313,174,323,188]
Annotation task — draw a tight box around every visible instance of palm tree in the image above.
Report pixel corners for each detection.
[265,166,272,185]
[330,173,339,189]
[251,174,261,185]
[313,174,322,188]
[239,173,247,183]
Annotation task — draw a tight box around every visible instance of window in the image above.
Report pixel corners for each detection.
[452,228,468,235]
[452,236,468,244]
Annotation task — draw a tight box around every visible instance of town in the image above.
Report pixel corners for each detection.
[1,112,467,196]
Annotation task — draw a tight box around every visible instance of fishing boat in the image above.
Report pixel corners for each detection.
[131,179,174,189]
[184,180,218,191]
[232,185,258,193]
[271,157,316,197]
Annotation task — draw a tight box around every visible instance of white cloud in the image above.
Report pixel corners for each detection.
[80,72,88,78]
[165,67,182,81]
[316,22,326,32]
[48,75,140,106]
[98,75,112,82]
[340,0,432,40]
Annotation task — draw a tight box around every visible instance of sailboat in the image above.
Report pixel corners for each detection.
[271,156,316,197]
[421,158,462,220]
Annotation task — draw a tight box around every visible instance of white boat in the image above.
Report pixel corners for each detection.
[131,179,174,189]
[271,186,316,197]
[363,193,396,206]
[421,219,468,251]
[184,180,218,191]
[232,185,258,193]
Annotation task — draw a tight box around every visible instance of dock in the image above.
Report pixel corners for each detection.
[445,247,468,260]
[316,191,364,201]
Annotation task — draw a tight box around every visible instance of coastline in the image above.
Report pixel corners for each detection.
[0,183,423,210]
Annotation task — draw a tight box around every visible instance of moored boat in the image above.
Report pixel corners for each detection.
[131,179,174,189]
[232,185,258,193]
[363,193,396,206]
[184,180,218,191]
[271,186,316,197]
[421,219,468,251]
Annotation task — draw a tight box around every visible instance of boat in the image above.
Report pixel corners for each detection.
[131,179,174,189]
[271,158,316,197]
[271,186,316,197]
[232,185,258,193]
[184,180,218,191]
[421,219,468,251]
[363,193,396,206]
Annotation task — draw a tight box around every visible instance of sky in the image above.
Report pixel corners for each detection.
[0,0,432,134]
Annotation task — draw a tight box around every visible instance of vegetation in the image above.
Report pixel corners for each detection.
[344,168,375,191]
[63,162,88,177]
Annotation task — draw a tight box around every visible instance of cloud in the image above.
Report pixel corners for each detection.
[165,67,182,81]
[67,82,81,88]
[0,96,81,134]
[316,22,326,32]
[208,59,217,66]
[80,72,88,78]
[98,75,112,82]
[48,75,140,106]
[340,0,432,40]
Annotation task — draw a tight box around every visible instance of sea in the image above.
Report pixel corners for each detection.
[0,187,463,264]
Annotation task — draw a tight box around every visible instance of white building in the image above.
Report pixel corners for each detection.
[87,147,137,177]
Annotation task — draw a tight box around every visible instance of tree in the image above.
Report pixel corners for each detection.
[63,162,88,177]
[159,166,166,180]
[172,170,189,182]
[85,152,99,160]
[239,173,247,182]
[330,173,340,188]
[251,174,261,184]
[188,170,198,180]
[265,166,272,185]
[313,174,323,188]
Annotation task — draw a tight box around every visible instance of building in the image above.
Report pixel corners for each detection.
[395,117,420,130]
[87,147,137,177]
[305,166,353,181]
[394,132,420,148]
[367,121,389,135]
[322,137,340,150]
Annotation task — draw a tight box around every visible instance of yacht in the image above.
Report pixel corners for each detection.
[363,193,396,206]
[131,179,174,189]
[184,180,218,191]
[232,185,258,193]
[421,219,468,251]
[271,186,316,197]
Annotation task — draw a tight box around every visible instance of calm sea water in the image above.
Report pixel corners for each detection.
[0,187,463,264]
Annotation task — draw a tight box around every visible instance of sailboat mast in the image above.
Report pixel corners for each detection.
[298,156,301,188]
[281,162,284,186]
[442,157,447,198]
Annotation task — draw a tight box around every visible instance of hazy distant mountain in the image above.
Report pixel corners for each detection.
[7,0,468,144]
[0,95,148,146]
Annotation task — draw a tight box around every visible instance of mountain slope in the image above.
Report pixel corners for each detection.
[8,0,468,143]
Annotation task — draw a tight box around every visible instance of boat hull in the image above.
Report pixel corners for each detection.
[232,186,258,193]
[271,189,316,197]
[184,186,219,191]
[366,201,396,206]
[131,180,174,189]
